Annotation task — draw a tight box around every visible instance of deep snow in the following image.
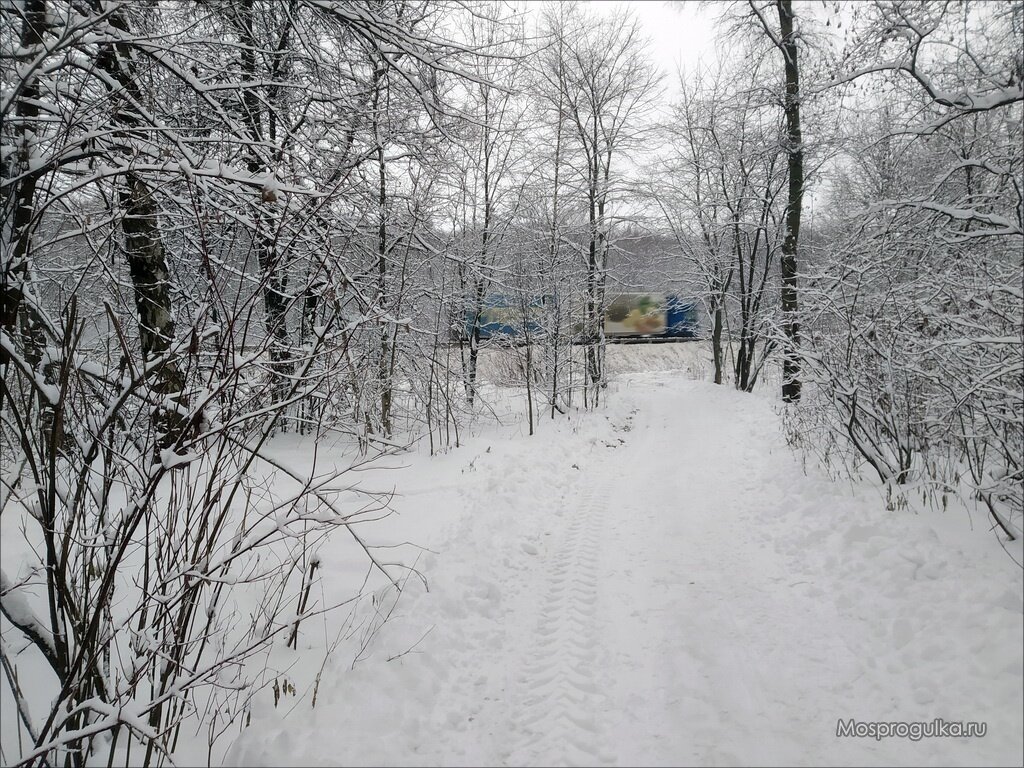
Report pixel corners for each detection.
[223,353,1024,767]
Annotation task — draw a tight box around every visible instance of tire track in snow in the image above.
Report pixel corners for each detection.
[504,483,616,767]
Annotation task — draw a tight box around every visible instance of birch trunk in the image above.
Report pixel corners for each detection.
[96,8,187,448]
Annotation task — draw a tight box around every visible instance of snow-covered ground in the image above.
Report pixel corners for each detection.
[220,348,1022,767]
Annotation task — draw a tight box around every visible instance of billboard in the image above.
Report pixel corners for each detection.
[604,293,667,336]
[470,294,552,339]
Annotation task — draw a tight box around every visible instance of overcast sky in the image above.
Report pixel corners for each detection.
[589,1,721,90]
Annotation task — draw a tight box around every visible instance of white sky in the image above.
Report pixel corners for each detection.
[588,1,722,91]
[588,0,832,219]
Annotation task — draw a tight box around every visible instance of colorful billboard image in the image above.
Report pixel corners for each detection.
[604,294,667,336]
[469,295,552,340]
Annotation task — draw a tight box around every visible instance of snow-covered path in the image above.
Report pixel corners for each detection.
[230,371,1023,767]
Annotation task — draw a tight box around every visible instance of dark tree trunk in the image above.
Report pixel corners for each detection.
[1,0,56,450]
[777,0,803,402]
[377,139,393,436]
[236,0,295,408]
[467,280,485,407]
[585,145,602,402]
[547,119,563,419]
[258,230,292,407]
[466,124,493,408]
[120,175,186,447]
[712,302,725,385]
[1,0,45,368]
[96,8,187,449]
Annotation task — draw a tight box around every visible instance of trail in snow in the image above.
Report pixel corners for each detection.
[228,367,1023,767]
[588,376,870,765]
[505,480,611,767]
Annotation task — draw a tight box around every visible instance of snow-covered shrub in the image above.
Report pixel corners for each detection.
[0,294,398,766]
[790,0,1023,542]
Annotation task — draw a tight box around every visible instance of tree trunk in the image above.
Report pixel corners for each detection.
[377,138,393,436]
[778,0,803,402]
[1,0,57,449]
[546,44,566,419]
[466,132,493,407]
[235,0,295,409]
[1,0,44,369]
[467,280,484,406]
[96,9,187,449]
[712,301,725,385]
[120,175,186,447]
[585,148,602,402]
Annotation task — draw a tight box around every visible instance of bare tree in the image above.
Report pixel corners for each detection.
[652,51,789,392]
[455,9,532,407]
[747,0,805,402]
[539,3,660,406]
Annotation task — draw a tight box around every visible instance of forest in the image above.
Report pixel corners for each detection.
[1,1,1021,765]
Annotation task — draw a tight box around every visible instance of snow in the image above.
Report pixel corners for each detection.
[158,448,199,470]
[0,568,57,665]
[218,355,1023,767]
